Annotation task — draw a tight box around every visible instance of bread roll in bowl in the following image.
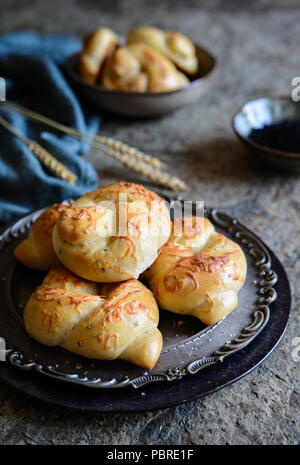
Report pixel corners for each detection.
[52,182,171,282]
[14,203,66,270]
[142,216,247,325]
[24,267,162,370]
[79,27,118,84]
[101,43,189,92]
[127,27,198,74]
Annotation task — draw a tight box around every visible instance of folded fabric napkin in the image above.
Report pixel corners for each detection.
[0,31,100,223]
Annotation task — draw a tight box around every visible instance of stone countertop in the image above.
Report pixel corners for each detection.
[0,0,299,445]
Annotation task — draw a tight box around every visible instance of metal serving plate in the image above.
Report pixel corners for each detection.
[0,205,277,389]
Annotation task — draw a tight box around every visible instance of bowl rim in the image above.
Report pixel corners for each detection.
[64,42,217,98]
[232,95,300,160]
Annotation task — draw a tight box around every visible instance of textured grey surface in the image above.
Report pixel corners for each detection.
[0,0,299,445]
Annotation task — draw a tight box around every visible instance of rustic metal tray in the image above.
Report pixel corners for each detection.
[0,204,283,391]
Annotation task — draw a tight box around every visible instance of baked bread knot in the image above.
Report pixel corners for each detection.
[24,267,162,369]
[52,182,171,282]
[79,27,118,84]
[127,27,198,74]
[142,216,247,325]
[101,43,189,92]
[14,204,66,270]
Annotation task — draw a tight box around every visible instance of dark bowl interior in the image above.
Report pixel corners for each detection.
[232,96,300,173]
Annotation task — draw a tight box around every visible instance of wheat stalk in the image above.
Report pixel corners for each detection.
[0,115,77,185]
[27,141,77,185]
[100,144,186,191]
[1,101,186,191]
[2,101,166,169]
[94,135,166,169]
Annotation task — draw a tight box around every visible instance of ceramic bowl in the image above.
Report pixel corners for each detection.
[63,44,216,117]
[232,96,300,173]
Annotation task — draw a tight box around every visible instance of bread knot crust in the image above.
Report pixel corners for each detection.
[24,267,163,370]
[56,206,101,243]
[101,43,189,93]
[79,28,118,84]
[127,27,198,74]
[173,215,203,238]
[179,253,231,273]
[166,31,194,58]
[14,204,67,271]
[38,204,67,237]
[52,182,171,282]
[143,216,247,325]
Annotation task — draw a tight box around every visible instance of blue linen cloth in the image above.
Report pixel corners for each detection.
[0,31,100,223]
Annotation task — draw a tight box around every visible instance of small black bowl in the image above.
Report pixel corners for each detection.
[232,96,300,173]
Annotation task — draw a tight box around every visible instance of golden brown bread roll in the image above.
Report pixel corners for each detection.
[101,43,189,92]
[79,27,118,84]
[142,216,247,325]
[52,182,171,282]
[24,267,162,370]
[127,27,198,74]
[14,204,66,271]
